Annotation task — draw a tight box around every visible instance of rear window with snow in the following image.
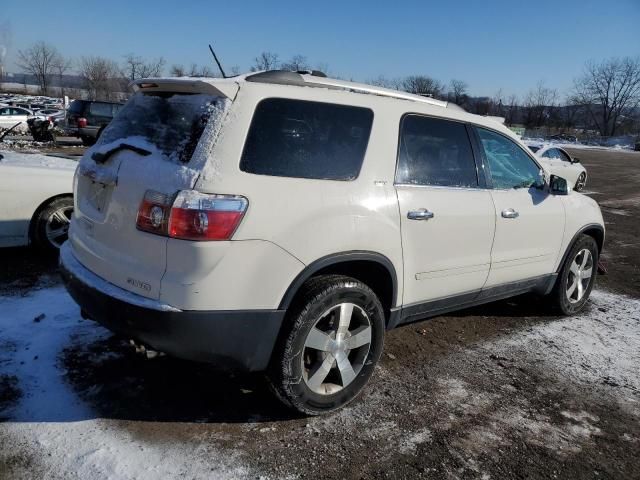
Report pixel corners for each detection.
[240,98,373,181]
[98,93,223,163]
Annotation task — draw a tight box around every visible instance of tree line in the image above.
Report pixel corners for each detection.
[9,41,640,138]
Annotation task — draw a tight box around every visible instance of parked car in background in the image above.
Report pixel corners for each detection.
[527,144,587,191]
[33,108,65,120]
[546,133,578,143]
[0,150,76,251]
[61,72,604,415]
[0,106,33,132]
[62,99,124,145]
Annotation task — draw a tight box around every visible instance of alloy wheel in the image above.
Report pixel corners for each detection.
[566,248,593,303]
[302,302,372,395]
[45,205,73,249]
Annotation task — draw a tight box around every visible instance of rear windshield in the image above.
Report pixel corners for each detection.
[240,98,373,181]
[68,100,87,114]
[98,92,223,163]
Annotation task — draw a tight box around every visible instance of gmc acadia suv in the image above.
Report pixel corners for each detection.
[60,71,605,415]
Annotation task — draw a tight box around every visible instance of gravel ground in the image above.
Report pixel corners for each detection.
[0,147,639,479]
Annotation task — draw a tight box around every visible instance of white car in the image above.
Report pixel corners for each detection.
[60,72,604,415]
[32,108,65,121]
[0,150,76,251]
[527,144,587,191]
[0,106,33,132]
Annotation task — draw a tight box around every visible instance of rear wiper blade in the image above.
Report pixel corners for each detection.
[91,143,152,163]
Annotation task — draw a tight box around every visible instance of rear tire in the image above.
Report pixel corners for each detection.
[31,196,74,253]
[268,275,385,415]
[548,234,598,315]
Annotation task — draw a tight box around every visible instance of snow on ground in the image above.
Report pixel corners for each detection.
[523,138,637,152]
[0,282,251,480]
[0,280,639,478]
[487,290,640,412]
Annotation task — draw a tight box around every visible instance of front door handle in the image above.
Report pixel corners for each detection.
[502,208,519,219]
[407,209,435,221]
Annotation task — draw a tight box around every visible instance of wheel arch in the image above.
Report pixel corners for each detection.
[556,223,604,273]
[28,193,73,244]
[278,251,399,321]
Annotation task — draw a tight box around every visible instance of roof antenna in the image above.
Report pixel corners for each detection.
[208,44,227,78]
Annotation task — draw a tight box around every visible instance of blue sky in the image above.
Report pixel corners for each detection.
[1,0,638,98]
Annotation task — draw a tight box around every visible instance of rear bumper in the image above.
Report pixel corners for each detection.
[59,242,285,371]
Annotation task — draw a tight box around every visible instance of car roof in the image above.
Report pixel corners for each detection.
[131,70,519,140]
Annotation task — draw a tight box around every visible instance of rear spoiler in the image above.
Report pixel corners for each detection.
[130,77,239,99]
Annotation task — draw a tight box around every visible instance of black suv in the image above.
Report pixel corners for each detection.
[63,100,124,145]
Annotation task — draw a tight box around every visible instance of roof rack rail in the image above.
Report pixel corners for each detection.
[245,70,449,108]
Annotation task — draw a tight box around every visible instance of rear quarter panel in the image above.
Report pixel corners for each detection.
[194,83,405,308]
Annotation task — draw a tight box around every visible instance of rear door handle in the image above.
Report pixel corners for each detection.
[407,209,435,221]
[501,208,519,219]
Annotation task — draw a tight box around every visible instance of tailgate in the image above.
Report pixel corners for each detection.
[69,85,234,300]
[71,150,199,300]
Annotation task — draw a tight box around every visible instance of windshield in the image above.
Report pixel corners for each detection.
[98,92,222,163]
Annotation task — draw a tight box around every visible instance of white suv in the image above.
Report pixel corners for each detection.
[60,71,605,415]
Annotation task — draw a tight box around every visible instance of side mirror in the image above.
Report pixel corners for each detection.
[572,156,580,164]
[550,175,569,195]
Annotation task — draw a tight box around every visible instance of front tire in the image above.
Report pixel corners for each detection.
[548,234,598,315]
[574,172,587,191]
[31,196,73,253]
[269,275,385,415]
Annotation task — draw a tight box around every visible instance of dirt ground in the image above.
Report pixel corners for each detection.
[0,147,639,479]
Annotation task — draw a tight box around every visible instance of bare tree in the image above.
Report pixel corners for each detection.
[170,64,186,76]
[53,56,73,97]
[281,54,309,71]
[0,20,12,80]
[16,41,64,95]
[505,94,519,125]
[573,57,640,136]
[400,75,445,99]
[524,81,558,128]
[169,63,215,77]
[79,56,121,100]
[368,75,400,89]
[448,79,468,105]
[251,52,279,72]
[121,53,165,81]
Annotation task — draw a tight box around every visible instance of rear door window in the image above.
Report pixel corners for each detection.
[396,115,478,187]
[557,150,572,162]
[542,148,561,160]
[240,98,373,181]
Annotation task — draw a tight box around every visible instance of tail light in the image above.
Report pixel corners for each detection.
[136,190,248,241]
[77,117,88,128]
[136,191,172,234]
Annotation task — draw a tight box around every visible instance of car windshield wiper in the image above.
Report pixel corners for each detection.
[91,143,152,163]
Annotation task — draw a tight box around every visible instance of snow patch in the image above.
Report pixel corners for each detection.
[0,282,251,479]
[488,290,640,393]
